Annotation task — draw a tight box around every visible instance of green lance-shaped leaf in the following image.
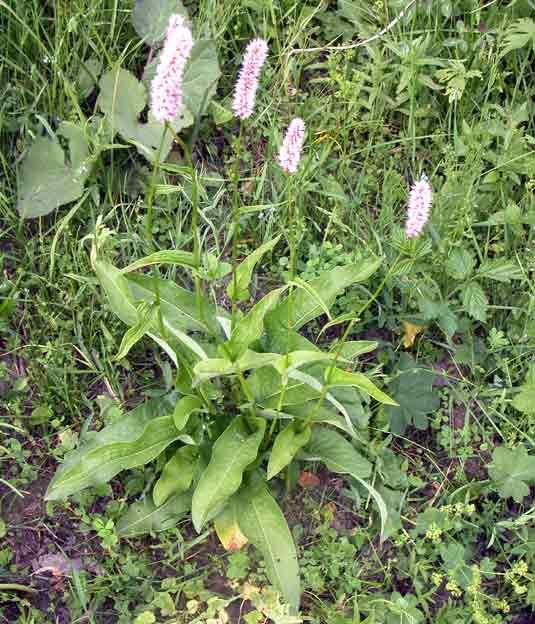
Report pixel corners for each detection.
[153,446,198,506]
[268,423,311,480]
[191,416,265,531]
[132,0,188,45]
[267,258,382,331]
[173,395,204,430]
[17,122,93,218]
[237,484,301,613]
[334,341,378,361]
[193,351,281,384]
[114,302,157,361]
[117,492,191,538]
[93,259,138,326]
[326,368,398,406]
[46,396,178,500]
[121,250,197,274]
[126,273,220,336]
[227,237,281,302]
[226,288,285,360]
[276,350,337,375]
[93,259,183,366]
[301,427,387,539]
[287,369,355,437]
[301,426,371,480]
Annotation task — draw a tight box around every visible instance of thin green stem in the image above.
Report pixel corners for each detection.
[165,123,205,325]
[269,174,296,441]
[231,124,244,331]
[146,125,169,246]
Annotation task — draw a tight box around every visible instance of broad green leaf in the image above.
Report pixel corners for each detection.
[317,312,357,339]
[192,416,265,531]
[445,248,474,280]
[153,446,198,506]
[121,250,196,274]
[173,395,204,430]
[95,261,207,361]
[132,0,188,45]
[326,368,397,406]
[489,446,535,502]
[227,237,280,302]
[126,273,220,336]
[261,324,321,359]
[226,288,285,360]
[94,259,180,366]
[288,403,357,437]
[286,369,354,436]
[214,498,248,551]
[288,276,332,321]
[301,426,371,480]
[94,259,138,326]
[115,303,157,361]
[201,252,232,280]
[249,364,359,437]
[301,427,387,537]
[281,350,337,374]
[17,123,92,218]
[477,259,523,282]
[385,355,440,434]
[237,484,300,613]
[335,341,378,360]
[181,40,221,118]
[98,67,193,161]
[461,281,488,322]
[46,396,178,500]
[193,351,281,384]
[117,492,191,537]
[268,423,311,480]
[267,259,381,331]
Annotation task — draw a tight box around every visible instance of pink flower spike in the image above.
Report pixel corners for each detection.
[151,15,194,124]
[278,118,306,174]
[232,38,269,120]
[404,175,433,239]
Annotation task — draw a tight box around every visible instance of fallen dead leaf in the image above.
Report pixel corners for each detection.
[402,321,425,348]
[299,471,321,488]
[32,553,81,577]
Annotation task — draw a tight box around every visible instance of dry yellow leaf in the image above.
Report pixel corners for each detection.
[214,505,248,551]
[402,321,425,348]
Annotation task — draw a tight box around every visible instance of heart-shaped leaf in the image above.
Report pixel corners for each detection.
[132,0,188,45]
[97,67,193,161]
[17,122,93,218]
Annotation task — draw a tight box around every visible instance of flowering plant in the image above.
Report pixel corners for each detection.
[40,11,432,615]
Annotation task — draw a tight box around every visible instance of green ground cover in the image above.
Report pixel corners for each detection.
[3,1,535,622]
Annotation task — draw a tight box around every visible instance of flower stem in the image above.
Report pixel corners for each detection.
[146,125,169,246]
[231,124,244,331]
[165,123,205,325]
